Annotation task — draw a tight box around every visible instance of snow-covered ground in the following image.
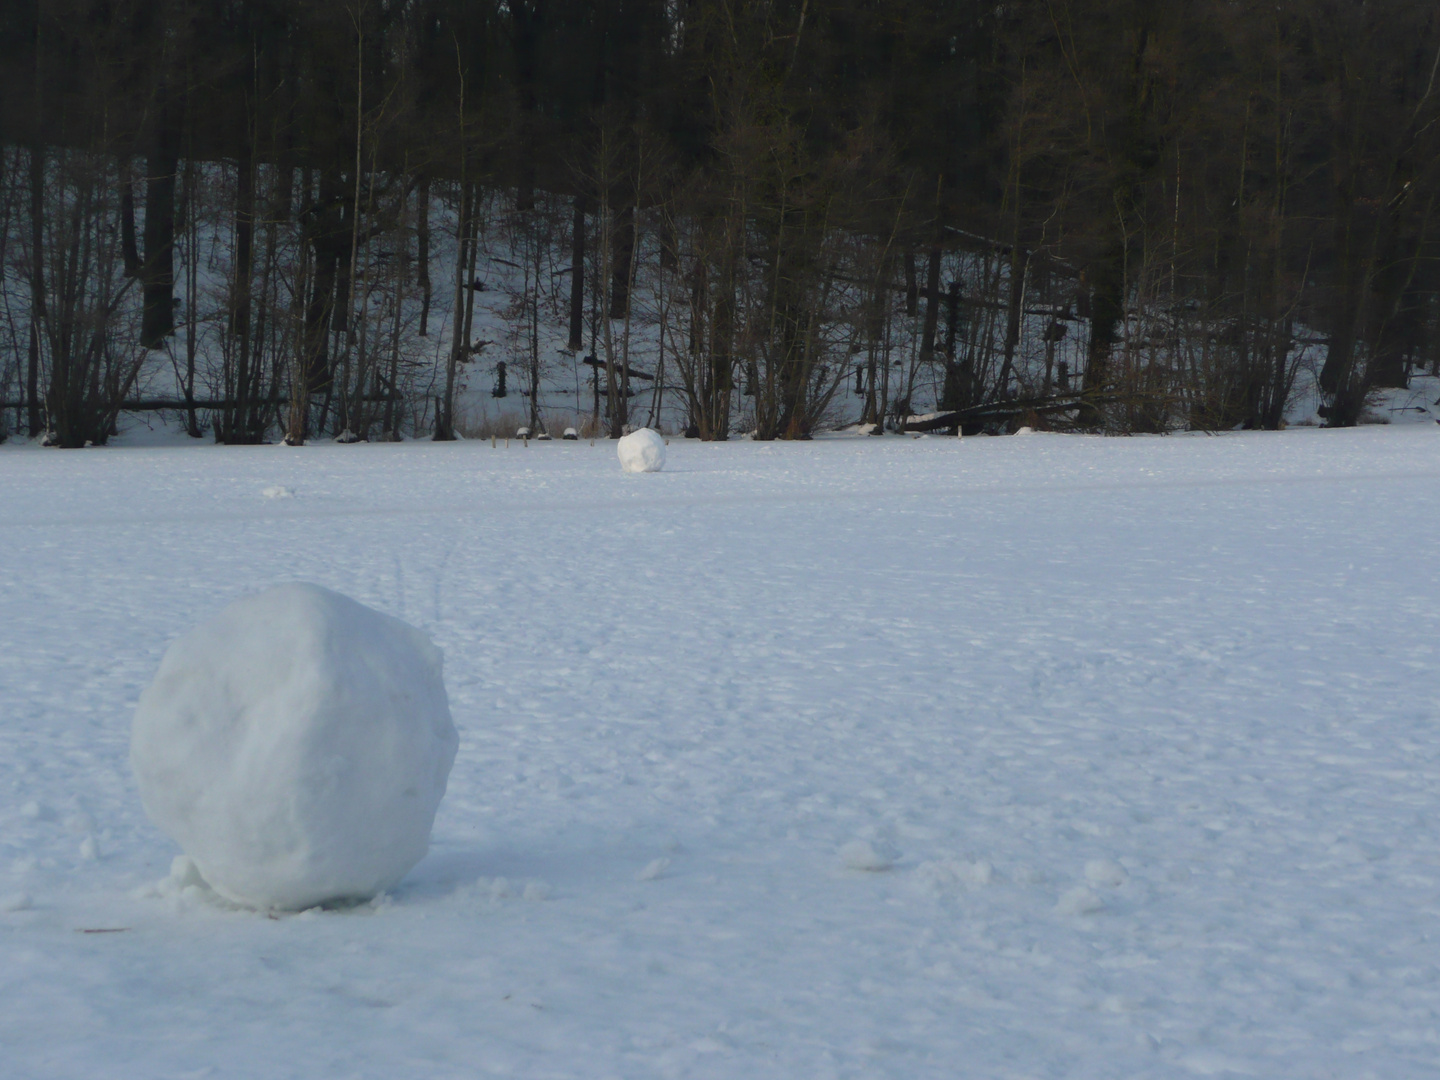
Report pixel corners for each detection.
[3,426,1440,1078]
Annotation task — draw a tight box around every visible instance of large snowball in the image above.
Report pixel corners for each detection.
[131,583,458,910]
[617,428,666,473]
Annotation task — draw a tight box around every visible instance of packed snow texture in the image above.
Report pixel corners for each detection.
[3,425,1440,1078]
[616,427,666,473]
[130,583,458,910]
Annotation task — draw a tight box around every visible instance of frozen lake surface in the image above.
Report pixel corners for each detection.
[2,426,1439,1078]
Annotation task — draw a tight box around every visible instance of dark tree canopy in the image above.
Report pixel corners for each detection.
[1,0,1437,442]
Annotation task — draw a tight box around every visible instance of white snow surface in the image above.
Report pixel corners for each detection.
[617,427,667,473]
[3,426,1440,1077]
[131,583,458,910]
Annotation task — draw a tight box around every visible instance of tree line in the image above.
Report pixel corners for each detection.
[0,0,1437,446]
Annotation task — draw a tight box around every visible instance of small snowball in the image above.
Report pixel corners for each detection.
[1085,859,1128,887]
[617,428,666,473]
[636,857,670,881]
[840,839,896,872]
[130,583,458,911]
[1055,886,1105,916]
[79,835,99,861]
[2,892,33,912]
[261,486,296,499]
[20,801,44,820]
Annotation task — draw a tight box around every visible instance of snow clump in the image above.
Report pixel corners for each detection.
[130,583,458,911]
[1085,858,1128,887]
[840,839,896,871]
[1055,885,1105,916]
[617,428,666,473]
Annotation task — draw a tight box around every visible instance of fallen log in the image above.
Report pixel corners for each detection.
[900,395,1093,432]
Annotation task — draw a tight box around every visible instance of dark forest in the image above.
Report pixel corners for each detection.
[1,0,1437,444]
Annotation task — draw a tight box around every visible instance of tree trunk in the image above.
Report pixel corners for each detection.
[119,156,140,278]
[919,246,942,359]
[512,2,539,212]
[904,248,918,316]
[944,280,960,358]
[1319,207,1364,425]
[26,144,44,437]
[1081,244,1124,424]
[303,169,344,408]
[610,203,633,319]
[417,175,431,336]
[219,145,256,443]
[996,245,1029,397]
[568,196,586,351]
[437,181,475,440]
[142,102,178,350]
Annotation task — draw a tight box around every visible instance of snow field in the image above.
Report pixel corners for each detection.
[2,426,1440,1078]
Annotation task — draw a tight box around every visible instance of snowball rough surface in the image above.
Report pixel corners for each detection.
[131,583,458,910]
[617,428,666,473]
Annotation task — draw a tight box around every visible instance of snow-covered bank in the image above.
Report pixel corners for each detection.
[3,427,1440,1078]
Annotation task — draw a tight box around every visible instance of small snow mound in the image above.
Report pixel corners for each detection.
[137,854,217,903]
[1085,858,1128,887]
[913,858,992,895]
[1014,426,1034,435]
[130,583,458,911]
[617,428,667,473]
[964,859,994,886]
[636,857,670,881]
[840,839,896,872]
[1055,885,1105,915]
[2,892,33,912]
[522,880,551,901]
[79,835,99,860]
[1012,865,1046,886]
[168,854,206,891]
[562,427,579,440]
[261,486,295,499]
[20,800,46,820]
